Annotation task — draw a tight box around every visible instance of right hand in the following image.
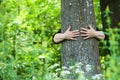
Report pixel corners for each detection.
[63,26,80,40]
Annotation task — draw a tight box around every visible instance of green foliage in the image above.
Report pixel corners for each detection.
[104,54,120,80]
[93,0,102,29]
[0,0,61,79]
[104,28,120,80]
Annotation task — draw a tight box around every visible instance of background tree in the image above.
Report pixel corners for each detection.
[61,0,101,77]
[100,0,120,55]
[100,0,120,29]
[99,1,120,79]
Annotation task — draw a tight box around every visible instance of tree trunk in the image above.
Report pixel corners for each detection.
[61,0,101,78]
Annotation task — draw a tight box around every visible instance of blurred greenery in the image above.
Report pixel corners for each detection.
[0,0,61,79]
[0,0,120,80]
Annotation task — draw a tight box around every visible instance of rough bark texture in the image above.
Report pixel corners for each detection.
[61,0,101,77]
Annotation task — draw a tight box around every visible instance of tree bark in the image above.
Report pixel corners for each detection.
[61,0,101,77]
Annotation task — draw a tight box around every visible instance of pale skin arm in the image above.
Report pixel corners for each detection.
[53,25,105,43]
[53,26,80,43]
[80,25,105,40]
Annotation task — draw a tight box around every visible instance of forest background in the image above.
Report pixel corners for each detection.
[0,0,120,80]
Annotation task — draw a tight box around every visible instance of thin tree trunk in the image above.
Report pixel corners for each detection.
[100,0,120,55]
[109,0,120,28]
[100,0,120,28]
[61,0,101,78]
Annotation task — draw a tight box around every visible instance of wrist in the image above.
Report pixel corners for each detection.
[94,31,98,37]
[63,33,66,39]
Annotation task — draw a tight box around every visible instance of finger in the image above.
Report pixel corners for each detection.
[72,30,80,34]
[88,25,93,29]
[71,30,79,33]
[81,34,88,37]
[70,38,77,40]
[83,36,89,39]
[80,31,88,34]
[73,34,79,37]
[71,34,79,38]
[67,26,71,31]
[73,32,80,35]
[81,28,88,31]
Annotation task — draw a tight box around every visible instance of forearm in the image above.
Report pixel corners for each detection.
[94,31,105,40]
[53,33,66,43]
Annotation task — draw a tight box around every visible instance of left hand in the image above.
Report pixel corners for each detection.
[80,25,96,39]
[64,26,80,40]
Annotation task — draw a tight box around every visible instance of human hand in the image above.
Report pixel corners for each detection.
[80,25,96,39]
[64,26,80,40]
